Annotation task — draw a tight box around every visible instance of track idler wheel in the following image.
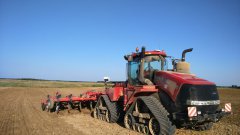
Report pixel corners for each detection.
[124,113,136,129]
[137,124,141,133]
[132,124,137,131]
[149,117,160,135]
[143,125,149,134]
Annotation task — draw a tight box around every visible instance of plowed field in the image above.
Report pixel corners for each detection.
[0,87,239,135]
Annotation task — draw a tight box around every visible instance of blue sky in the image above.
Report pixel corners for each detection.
[0,0,240,86]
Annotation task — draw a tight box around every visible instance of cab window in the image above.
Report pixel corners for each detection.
[128,61,139,85]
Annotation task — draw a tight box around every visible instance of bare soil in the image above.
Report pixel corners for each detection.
[0,87,239,135]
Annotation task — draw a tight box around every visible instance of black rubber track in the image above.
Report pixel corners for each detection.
[140,96,176,135]
[116,101,124,122]
[98,95,119,123]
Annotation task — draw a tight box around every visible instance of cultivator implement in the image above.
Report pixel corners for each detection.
[41,91,103,113]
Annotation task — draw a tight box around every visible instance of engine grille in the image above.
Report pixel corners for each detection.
[176,84,219,114]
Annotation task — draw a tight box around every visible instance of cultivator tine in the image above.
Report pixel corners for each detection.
[56,105,60,114]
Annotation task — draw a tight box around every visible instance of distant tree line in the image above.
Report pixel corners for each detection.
[217,85,240,89]
[0,78,93,83]
[231,85,240,88]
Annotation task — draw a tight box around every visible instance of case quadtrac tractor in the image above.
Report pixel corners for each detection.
[93,47,231,135]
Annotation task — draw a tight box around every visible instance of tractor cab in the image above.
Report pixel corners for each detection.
[124,47,167,86]
[124,47,194,87]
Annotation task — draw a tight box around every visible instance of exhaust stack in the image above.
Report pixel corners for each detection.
[182,48,193,62]
[176,48,193,74]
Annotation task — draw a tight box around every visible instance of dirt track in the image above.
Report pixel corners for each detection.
[0,87,239,135]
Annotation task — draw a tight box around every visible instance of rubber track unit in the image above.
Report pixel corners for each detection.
[139,96,176,135]
[100,95,119,123]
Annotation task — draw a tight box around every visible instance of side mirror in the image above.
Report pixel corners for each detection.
[124,55,133,62]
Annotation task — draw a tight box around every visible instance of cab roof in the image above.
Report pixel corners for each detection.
[131,50,167,58]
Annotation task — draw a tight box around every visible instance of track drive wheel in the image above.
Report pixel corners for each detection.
[94,95,118,123]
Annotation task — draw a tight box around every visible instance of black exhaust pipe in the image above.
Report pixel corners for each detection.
[141,46,146,58]
[182,48,193,62]
[138,46,153,85]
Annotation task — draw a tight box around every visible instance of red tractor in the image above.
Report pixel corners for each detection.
[93,47,231,135]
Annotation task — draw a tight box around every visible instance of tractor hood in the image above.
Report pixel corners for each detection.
[154,71,215,86]
[153,71,216,101]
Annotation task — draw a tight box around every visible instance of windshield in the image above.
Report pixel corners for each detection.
[144,56,167,71]
[128,55,167,85]
[144,61,161,71]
